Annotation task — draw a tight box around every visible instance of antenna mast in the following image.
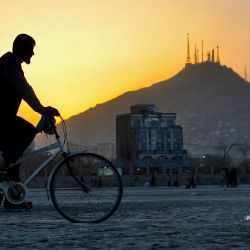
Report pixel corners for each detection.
[186,33,191,66]
[216,46,220,64]
[194,44,197,64]
[201,39,204,62]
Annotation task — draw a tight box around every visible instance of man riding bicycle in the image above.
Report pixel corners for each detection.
[0,34,59,208]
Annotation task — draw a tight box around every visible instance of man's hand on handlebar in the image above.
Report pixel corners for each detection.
[42,106,60,117]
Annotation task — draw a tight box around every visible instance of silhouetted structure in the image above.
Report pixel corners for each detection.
[186,34,220,66]
[216,46,220,64]
[186,33,192,66]
[185,173,196,188]
[116,104,191,175]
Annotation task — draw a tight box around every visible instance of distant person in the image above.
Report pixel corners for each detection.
[173,173,179,187]
[220,168,226,188]
[185,173,196,188]
[98,177,102,187]
[144,177,150,188]
[225,168,231,187]
[167,174,172,187]
[0,34,59,208]
[150,172,156,187]
[230,168,238,188]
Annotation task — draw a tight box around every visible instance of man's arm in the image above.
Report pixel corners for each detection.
[3,56,59,116]
[3,56,45,114]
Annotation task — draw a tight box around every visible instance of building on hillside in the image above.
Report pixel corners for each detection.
[116,104,191,175]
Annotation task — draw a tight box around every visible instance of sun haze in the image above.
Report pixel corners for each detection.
[1,0,250,124]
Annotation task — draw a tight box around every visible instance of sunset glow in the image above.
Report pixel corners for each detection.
[1,0,250,124]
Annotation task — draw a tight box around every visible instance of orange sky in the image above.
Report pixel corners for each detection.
[1,0,250,124]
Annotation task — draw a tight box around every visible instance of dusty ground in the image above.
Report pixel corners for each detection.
[1,186,250,250]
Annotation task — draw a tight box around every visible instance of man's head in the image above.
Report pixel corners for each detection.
[12,34,35,64]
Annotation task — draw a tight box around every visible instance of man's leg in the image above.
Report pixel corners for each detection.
[2,116,36,164]
[0,116,36,177]
[0,117,36,209]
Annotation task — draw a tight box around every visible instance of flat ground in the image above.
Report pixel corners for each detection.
[1,186,250,250]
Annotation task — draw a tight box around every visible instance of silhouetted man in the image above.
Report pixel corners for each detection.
[0,34,59,207]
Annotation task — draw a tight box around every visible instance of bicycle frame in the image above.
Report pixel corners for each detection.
[22,139,63,186]
[0,116,123,223]
[0,133,66,200]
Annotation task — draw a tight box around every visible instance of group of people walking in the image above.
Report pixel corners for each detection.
[142,168,239,188]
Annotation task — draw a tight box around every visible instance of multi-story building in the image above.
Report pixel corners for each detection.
[116,104,191,174]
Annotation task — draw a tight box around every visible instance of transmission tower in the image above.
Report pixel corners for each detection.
[201,39,204,62]
[216,46,220,64]
[186,33,192,65]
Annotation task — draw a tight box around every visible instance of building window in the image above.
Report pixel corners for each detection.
[139,141,148,151]
[173,142,182,151]
[145,117,159,127]
[163,130,171,140]
[156,129,163,140]
[139,129,148,140]
[156,142,164,151]
[173,129,182,141]
[160,118,168,127]
[132,118,141,127]
[164,141,171,150]
[167,118,175,126]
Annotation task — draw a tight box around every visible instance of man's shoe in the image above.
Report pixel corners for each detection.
[3,199,32,210]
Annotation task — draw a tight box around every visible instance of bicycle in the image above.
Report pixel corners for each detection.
[0,115,123,223]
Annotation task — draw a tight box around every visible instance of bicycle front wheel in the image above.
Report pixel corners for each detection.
[50,152,123,223]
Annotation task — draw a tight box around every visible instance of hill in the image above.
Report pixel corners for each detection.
[37,62,250,158]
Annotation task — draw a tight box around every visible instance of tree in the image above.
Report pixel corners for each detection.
[219,143,249,168]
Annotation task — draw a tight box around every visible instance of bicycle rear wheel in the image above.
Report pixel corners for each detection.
[50,152,123,223]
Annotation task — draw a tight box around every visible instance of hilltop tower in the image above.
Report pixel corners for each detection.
[194,46,199,64]
[207,51,211,61]
[216,46,220,64]
[211,49,215,62]
[201,39,204,62]
[194,44,197,64]
[186,33,192,66]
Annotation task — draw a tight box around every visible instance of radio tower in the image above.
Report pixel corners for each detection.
[194,44,197,64]
[216,46,220,64]
[186,33,192,66]
[201,39,204,62]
